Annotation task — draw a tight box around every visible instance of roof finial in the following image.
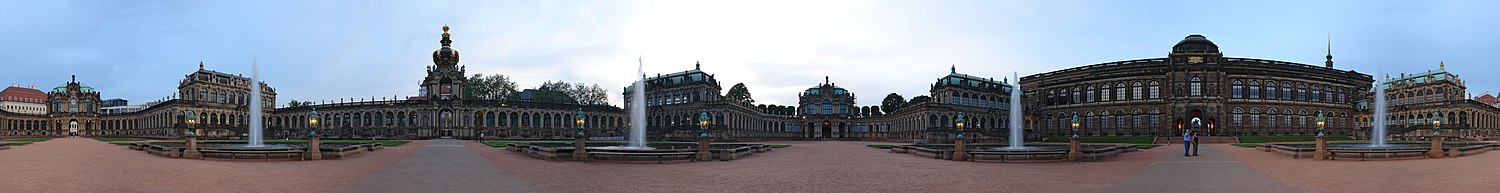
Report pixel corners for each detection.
[825,76,830,85]
[1325,34,1333,68]
[71,75,76,83]
[440,25,453,47]
[199,61,205,70]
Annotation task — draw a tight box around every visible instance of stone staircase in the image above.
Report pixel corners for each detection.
[1154,136,1239,145]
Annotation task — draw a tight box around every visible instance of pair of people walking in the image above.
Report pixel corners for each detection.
[1182,130,1200,157]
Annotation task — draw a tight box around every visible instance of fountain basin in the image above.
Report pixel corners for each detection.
[129,141,384,161]
[1257,141,1500,160]
[506,142,772,163]
[890,143,1138,162]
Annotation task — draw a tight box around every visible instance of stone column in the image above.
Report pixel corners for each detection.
[1067,138,1081,162]
[308,136,323,160]
[573,137,589,161]
[182,137,201,159]
[697,137,712,161]
[1427,137,1444,158]
[1314,136,1329,160]
[951,139,967,161]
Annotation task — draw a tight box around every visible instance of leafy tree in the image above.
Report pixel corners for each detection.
[907,95,932,107]
[860,106,871,116]
[871,106,882,116]
[881,93,906,114]
[287,100,314,107]
[464,73,520,100]
[724,83,754,105]
[532,80,611,106]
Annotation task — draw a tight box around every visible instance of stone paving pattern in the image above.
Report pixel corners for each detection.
[6,138,1500,192]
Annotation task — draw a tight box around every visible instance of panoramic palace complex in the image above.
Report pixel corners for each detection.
[4,28,1500,142]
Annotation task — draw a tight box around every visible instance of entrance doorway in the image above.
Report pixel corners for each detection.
[821,121,832,138]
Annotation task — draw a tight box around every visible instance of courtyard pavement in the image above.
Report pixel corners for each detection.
[0,137,424,193]
[9,137,1500,193]
[343,139,539,193]
[1103,144,1297,193]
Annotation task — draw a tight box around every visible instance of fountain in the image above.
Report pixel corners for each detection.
[592,57,653,150]
[1370,75,1388,147]
[1007,72,1025,149]
[248,59,265,147]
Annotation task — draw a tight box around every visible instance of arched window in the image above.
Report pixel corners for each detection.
[1149,109,1161,129]
[1116,83,1126,101]
[1233,108,1244,127]
[1297,84,1307,101]
[1101,84,1111,102]
[1248,81,1260,99]
[1132,82,1143,100]
[1311,85,1321,102]
[1265,81,1277,100]
[1249,109,1261,127]
[1232,80,1243,98]
[1072,87,1081,104]
[1190,76,1203,96]
[1282,83,1292,100]
[1132,109,1143,129]
[1086,85,1095,103]
[1149,81,1160,99]
[1267,109,1278,128]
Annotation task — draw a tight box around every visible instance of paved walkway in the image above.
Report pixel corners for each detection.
[1103,144,1298,193]
[344,139,539,193]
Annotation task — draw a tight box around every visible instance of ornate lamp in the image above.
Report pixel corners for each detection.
[184,111,198,136]
[699,111,711,138]
[954,112,966,139]
[308,108,320,136]
[1432,112,1441,136]
[575,108,586,138]
[1316,112,1326,136]
[1070,113,1080,139]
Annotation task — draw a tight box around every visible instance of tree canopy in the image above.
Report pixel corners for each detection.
[724,83,754,105]
[534,80,610,106]
[463,73,519,100]
[881,93,905,114]
[907,95,932,107]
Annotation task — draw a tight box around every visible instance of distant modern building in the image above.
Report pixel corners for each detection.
[0,84,47,115]
[102,98,129,107]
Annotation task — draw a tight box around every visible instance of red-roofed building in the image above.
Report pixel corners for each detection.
[1,84,48,115]
[1476,92,1498,105]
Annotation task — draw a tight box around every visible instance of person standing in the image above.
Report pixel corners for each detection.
[1183,131,1192,157]
[1191,130,1200,156]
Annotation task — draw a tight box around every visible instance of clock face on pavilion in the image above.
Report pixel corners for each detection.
[1187,56,1204,64]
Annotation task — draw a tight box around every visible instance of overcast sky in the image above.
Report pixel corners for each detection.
[2,0,1498,108]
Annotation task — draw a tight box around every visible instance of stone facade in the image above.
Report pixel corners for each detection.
[1354,63,1500,140]
[1021,35,1374,138]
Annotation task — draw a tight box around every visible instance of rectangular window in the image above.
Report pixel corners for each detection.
[1191,82,1202,96]
[1233,85,1243,98]
[1249,86,1260,99]
[1149,86,1159,99]
[1298,88,1306,101]
[1251,116,1260,127]
[1234,115,1243,127]
[1132,87,1142,100]
[1133,115,1142,128]
[1116,88,1124,101]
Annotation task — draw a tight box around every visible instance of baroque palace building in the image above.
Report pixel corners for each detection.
[629,64,1016,143]
[1021,35,1374,138]
[265,26,626,140]
[1354,63,1500,140]
[0,63,276,138]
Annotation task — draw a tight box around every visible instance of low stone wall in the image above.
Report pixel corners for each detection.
[129,141,381,161]
[891,143,1138,162]
[1258,142,1500,160]
[507,143,771,163]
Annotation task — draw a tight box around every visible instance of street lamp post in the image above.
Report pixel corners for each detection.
[1314,112,1329,160]
[952,112,967,161]
[1068,112,1081,161]
[573,108,589,161]
[1430,112,1445,158]
[697,110,713,161]
[308,108,322,160]
[182,111,201,159]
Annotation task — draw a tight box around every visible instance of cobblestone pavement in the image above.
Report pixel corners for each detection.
[1103,144,1297,193]
[1221,144,1500,193]
[0,137,424,193]
[344,139,539,193]
[479,141,1163,193]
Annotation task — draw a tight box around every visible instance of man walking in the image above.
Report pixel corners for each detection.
[1183,130,1193,157]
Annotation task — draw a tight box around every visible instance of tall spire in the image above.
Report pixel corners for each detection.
[440,25,452,47]
[1325,34,1333,68]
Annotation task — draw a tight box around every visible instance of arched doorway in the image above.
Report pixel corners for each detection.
[821,121,832,138]
[69,120,79,137]
[439,110,454,138]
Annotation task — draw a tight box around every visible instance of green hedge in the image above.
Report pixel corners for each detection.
[1237,136,1353,143]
